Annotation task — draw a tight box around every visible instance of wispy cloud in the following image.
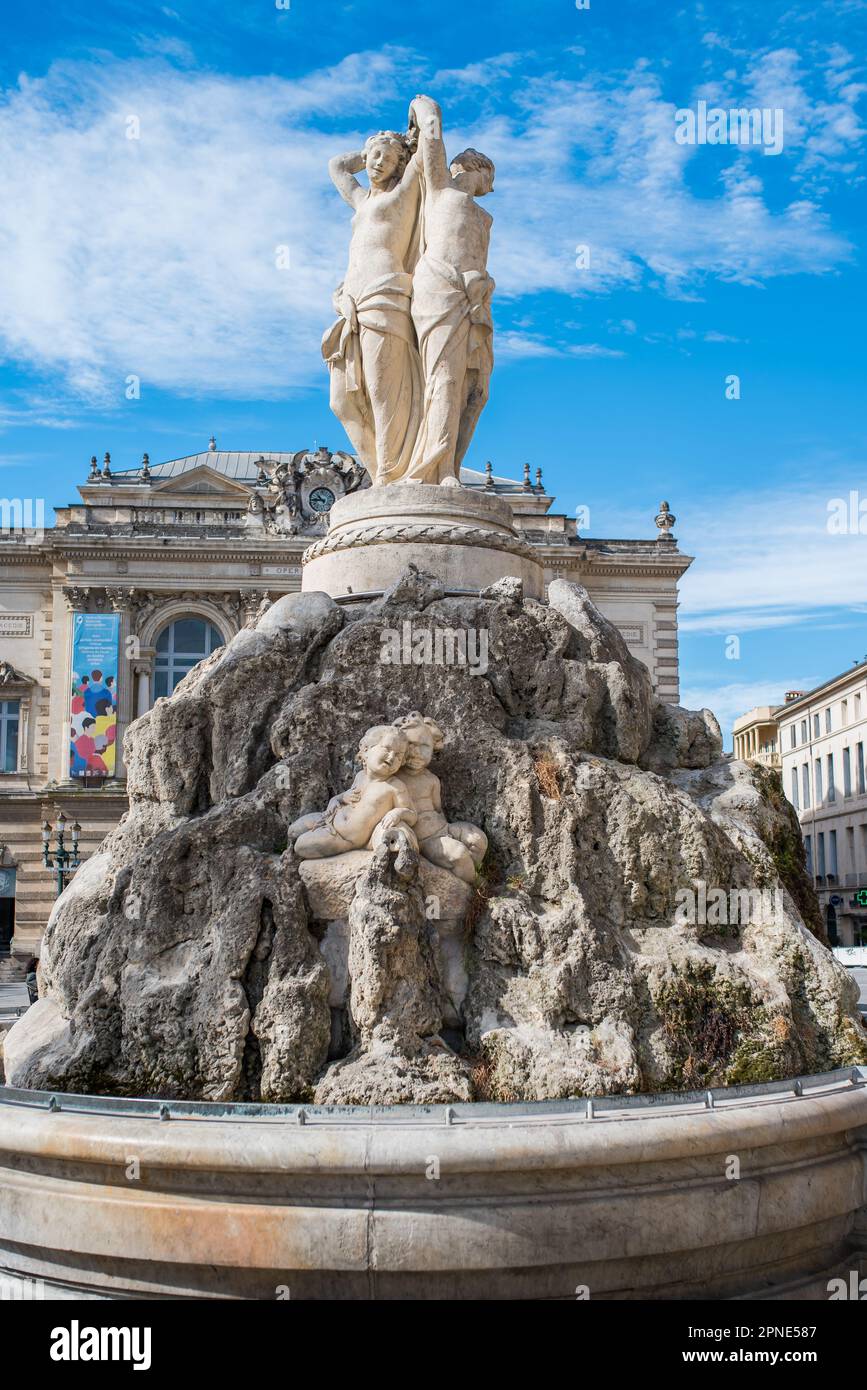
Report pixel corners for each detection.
[680,679,819,732]
[0,42,860,405]
[676,481,867,636]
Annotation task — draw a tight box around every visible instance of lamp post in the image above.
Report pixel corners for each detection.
[41,810,81,897]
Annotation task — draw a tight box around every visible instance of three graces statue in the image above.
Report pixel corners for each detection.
[323,95,495,488]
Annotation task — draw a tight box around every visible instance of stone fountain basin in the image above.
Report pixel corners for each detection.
[1,1069,866,1300]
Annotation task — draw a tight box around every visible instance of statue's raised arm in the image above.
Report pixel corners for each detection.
[321,129,424,485]
[408,94,450,191]
[328,149,368,210]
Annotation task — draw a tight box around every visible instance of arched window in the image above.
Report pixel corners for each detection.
[153,617,223,699]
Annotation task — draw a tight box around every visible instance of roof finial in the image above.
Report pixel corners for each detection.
[535,466,543,493]
[209,435,217,451]
[88,455,99,480]
[522,461,533,492]
[655,500,676,540]
[484,460,494,490]
[102,451,112,479]
[255,456,268,483]
[140,452,151,481]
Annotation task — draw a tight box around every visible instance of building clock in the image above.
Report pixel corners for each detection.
[308,486,336,514]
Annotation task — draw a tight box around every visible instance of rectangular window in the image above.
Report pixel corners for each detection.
[847,827,855,874]
[790,725,797,750]
[802,763,811,808]
[842,700,848,726]
[804,834,812,875]
[857,743,866,795]
[843,747,852,796]
[801,719,808,743]
[0,700,20,773]
[814,757,823,803]
[855,693,862,721]
[826,707,832,733]
[813,713,820,738]
[829,830,838,878]
[827,753,835,802]
[817,833,826,877]
[791,768,799,810]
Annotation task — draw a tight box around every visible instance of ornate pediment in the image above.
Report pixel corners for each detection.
[151,466,253,499]
[0,659,35,689]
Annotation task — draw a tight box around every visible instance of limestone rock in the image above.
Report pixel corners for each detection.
[642,702,723,773]
[8,566,864,1105]
[299,851,472,921]
[313,839,471,1105]
[480,575,523,609]
[372,563,446,613]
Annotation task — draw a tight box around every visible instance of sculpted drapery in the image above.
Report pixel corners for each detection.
[322,97,495,487]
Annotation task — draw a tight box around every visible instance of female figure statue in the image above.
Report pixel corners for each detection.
[406,95,495,485]
[322,131,423,485]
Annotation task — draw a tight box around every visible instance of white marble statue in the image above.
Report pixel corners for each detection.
[393,712,487,884]
[322,132,423,486]
[287,712,487,885]
[406,96,495,486]
[323,97,495,488]
[288,724,417,858]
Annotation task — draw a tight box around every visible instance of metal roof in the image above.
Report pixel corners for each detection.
[109,450,526,491]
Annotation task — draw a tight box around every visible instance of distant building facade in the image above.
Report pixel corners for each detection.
[734,664,867,947]
[0,440,692,957]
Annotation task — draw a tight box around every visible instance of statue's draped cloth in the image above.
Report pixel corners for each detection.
[322,272,422,485]
[406,254,495,482]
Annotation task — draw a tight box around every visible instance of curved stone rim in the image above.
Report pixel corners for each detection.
[2,1070,865,1300]
[302,521,538,566]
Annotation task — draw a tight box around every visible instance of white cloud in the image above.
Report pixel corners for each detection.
[674,481,867,635]
[679,679,824,741]
[0,51,419,405]
[0,45,858,405]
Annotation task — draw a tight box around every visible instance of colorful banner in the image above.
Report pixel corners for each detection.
[69,613,119,779]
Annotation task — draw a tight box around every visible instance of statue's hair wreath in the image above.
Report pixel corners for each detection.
[394,711,444,751]
[364,130,413,175]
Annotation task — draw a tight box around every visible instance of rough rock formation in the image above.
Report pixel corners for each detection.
[6,573,865,1103]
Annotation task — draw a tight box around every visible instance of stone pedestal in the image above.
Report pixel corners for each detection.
[301,483,544,599]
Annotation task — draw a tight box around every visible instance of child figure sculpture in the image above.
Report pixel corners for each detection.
[288,724,417,859]
[393,712,487,884]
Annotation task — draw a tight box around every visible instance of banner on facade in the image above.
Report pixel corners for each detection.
[69,613,119,778]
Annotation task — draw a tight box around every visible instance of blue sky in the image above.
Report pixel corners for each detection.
[1,0,866,743]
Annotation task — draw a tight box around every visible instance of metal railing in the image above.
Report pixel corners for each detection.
[0,1066,864,1128]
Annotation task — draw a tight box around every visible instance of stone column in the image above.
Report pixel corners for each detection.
[106,589,134,782]
[134,654,154,719]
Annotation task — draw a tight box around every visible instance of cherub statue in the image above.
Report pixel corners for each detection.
[288,724,417,859]
[393,712,487,884]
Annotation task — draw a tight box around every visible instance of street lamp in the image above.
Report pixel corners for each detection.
[41,810,81,897]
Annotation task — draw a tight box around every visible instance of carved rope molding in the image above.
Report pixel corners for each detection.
[302,522,537,565]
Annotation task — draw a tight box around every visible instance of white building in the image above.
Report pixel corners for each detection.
[736,665,867,947]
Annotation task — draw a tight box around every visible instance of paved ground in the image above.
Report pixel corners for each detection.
[0,981,31,1025]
